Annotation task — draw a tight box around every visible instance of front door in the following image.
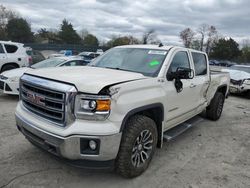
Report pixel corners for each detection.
[163,50,199,130]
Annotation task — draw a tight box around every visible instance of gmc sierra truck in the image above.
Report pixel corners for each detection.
[15,45,230,178]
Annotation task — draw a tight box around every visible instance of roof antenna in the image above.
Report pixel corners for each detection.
[158,43,163,47]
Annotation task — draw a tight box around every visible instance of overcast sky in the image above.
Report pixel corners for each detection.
[1,0,250,45]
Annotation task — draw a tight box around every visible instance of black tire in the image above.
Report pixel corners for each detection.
[115,115,158,178]
[1,64,18,73]
[206,92,225,121]
[246,90,250,99]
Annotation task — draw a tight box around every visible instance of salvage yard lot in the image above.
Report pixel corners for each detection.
[0,94,249,188]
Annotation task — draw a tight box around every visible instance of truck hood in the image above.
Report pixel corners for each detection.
[25,66,147,94]
[2,67,31,78]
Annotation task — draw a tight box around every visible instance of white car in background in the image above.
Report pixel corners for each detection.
[48,50,73,58]
[0,41,31,73]
[222,65,250,97]
[0,56,89,95]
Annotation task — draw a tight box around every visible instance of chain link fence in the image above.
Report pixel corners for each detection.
[24,43,109,53]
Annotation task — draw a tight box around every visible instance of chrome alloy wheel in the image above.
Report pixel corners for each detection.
[131,129,153,167]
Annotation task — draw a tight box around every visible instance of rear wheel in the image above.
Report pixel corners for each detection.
[115,115,158,178]
[206,92,225,121]
[246,90,250,99]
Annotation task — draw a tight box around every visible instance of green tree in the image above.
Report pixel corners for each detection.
[239,46,250,63]
[106,35,140,47]
[210,38,241,60]
[6,18,34,42]
[34,28,61,43]
[0,4,17,40]
[58,19,82,44]
[83,34,99,46]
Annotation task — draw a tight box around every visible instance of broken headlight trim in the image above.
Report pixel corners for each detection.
[74,94,111,120]
[230,79,244,86]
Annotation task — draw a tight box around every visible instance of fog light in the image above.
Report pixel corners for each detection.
[89,140,97,150]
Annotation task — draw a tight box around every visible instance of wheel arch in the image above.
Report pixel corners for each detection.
[1,62,20,72]
[120,103,164,148]
[216,84,228,97]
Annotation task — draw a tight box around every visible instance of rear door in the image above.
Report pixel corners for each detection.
[190,51,210,107]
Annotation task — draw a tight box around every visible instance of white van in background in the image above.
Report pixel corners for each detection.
[0,41,30,73]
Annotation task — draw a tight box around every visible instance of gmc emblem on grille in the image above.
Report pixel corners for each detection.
[26,91,45,106]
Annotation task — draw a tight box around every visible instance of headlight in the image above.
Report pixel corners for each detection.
[8,76,19,82]
[0,75,8,80]
[74,94,111,120]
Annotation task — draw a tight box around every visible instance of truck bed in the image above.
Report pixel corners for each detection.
[206,70,230,103]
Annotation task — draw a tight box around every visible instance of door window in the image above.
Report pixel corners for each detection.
[192,52,207,76]
[168,51,190,73]
[4,44,18,53]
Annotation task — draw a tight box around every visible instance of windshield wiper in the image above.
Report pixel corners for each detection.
[103,67,128,71]
[103,66,146,75]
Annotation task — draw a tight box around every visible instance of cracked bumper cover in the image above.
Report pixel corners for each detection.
[15,113,122,168]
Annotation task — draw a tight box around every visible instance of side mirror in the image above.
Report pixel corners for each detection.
[167,67,194,81]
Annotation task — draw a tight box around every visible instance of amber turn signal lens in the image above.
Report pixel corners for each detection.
[96,100,111,111]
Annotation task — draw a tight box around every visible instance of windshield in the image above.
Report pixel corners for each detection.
[230,66,250,73]
[31,58,66,69]
[90,48,168,76]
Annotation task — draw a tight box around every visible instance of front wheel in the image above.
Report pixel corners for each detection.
[115,115,158,178]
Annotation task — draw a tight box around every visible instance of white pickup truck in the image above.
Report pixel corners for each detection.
[15,45,230,178]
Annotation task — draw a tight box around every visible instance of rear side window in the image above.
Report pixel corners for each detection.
[192,52,207,76]
[168,51,190,73]
[0,44,4,53]
[4,44,18,53]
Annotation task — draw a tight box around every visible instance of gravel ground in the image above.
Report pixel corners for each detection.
[0,94,249,188]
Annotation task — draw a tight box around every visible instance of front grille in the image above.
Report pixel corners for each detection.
[20,81,66,125]
[0,81,4,90]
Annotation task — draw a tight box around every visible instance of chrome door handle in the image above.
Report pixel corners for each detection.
[190,84,196,88]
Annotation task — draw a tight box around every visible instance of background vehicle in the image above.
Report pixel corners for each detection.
[48,50,73,58]
[230,64,250,73]
[78,51,100,62]
[222,67,250,97]
[0,56,89,95]
[0,41,30,73]
[218,60,235,67]
[26,48,45,65]
[209,59,220,66]
[15,45,229,178]
[96,49,104,55]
